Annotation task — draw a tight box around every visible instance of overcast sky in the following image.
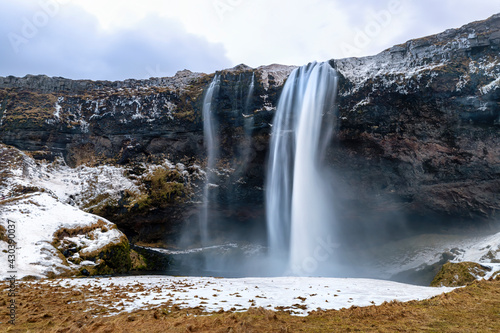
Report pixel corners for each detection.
[1,0,498,80]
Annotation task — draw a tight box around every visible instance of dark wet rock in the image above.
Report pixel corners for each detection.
[331,14,500,228]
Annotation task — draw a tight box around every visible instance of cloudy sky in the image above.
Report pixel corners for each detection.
[1,0,498,80]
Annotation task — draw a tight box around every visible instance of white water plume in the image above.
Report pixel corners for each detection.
[266,61,339,275]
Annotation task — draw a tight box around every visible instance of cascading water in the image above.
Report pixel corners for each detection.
[266,61,339,275]
[245,73,255,113]
[195,72,260,274]
[199,74,220,247]
[240,73,255,173]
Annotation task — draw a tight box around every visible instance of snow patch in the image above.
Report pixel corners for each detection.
[27,159,140,209]
[456,74,469,91]
[40,276,455,316]
[337,54,447,94]
[480,76,500,95]
[54,101,62,120]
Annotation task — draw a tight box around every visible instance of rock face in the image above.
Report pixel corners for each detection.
[332,14,500,234]
[0,14,499,246]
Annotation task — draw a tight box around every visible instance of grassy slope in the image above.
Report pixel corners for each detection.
[1,278,500,332]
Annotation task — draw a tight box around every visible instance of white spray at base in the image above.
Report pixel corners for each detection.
[266,61,339,275]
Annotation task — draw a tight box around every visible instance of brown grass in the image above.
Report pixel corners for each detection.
[431,262,489,287]
[0,224,7,242]
[1,277,500,332]
[52,219,111,245]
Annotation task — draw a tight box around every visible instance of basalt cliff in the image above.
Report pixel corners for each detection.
[1,14,499,253]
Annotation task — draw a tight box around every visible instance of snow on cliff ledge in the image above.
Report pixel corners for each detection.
[0,144,129,280]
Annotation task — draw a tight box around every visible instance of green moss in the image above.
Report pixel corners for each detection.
[130,249,148,270]
[149,169,185,202]
[130,168,187,213]
[153,181,185,202]
[84,235,132,275]
[431,262,490,287]
[131,246,172,271]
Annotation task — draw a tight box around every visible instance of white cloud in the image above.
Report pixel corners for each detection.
[72,0,500,66]
[0,0,231,80]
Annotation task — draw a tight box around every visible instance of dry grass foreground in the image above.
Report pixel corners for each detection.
[1,277,499,332]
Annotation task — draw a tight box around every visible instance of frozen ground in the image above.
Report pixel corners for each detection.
[41,275,455,316]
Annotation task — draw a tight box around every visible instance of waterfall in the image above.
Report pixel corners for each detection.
[245,73,255,114]
[240,73,255,171]
[196,72,262,275]
[200,74,220,247]
[266,61,339,275]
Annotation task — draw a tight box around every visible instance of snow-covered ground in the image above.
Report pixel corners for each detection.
[41,275,455,316]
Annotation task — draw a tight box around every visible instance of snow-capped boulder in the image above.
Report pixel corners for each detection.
[0,144,131,279]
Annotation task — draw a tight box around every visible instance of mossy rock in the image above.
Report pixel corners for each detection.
[431,262,491,287]
[128,168,188,213]
[82,235,132,275]
[130,249,148,270]
[130,245,172,271]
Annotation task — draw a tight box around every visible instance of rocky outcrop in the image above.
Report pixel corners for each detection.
[0,144,133,278]
[430,262,492,287]
[0,14,499,246]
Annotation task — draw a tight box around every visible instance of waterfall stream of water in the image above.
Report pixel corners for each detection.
[200,74,221,248]
[266,61,339,275]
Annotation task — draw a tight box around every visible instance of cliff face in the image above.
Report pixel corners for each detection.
[0,64,296,244]
[1,15,499,245]
[333,14,500,230]
[0,70,207,166]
